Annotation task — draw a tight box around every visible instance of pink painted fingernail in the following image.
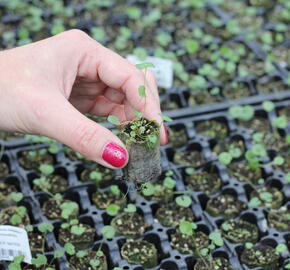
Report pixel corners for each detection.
[164,125,169,145]
[102,143,127,168]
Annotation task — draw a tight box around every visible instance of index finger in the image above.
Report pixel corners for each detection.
[78,38,167,144]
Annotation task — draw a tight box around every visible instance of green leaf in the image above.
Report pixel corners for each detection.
[175,195,192,208]
[248,197,261,207]
[260,192,273,203]
[76,250,88,258]
[273,156,284,165]
[262,101,275,112]
[124,203,137,213]
[38,222,54,233]
[185,167,194,175]
[218,152,232,165]
[25,225,33,232]
[179,220,195,236]
[39,164,54,175]
[276,243,287,253]
[132,109,144,118]
[10,192,23,203]
[141,182,155,196]
[200,248,209,257]
[90,259,100,267]
[107,115,121,125]
[138,85,146,97]
[110,185,121,196]
[106,204,120,216]
[135,62,155,69]
[245,242,253,249]
[101,225,116,239]
[71,225,86,235]
[148,134,158,144]
[64,243,75,255]
[272,116,288,129]
[54,249,64,259]
[163,176,176,189]
[159,113,173,122]
[209,231,224,247]
[31,254,47,267]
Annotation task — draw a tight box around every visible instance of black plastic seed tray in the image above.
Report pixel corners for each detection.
[0,96,289,270]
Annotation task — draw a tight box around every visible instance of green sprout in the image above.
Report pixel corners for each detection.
[175,195,192,208]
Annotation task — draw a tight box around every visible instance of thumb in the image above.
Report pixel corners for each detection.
[34,99,128,169]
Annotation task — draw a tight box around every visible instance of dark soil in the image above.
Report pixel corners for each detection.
[18,149,54,170]
[0,162,9,178]
[173,150,205,167]
[92,189,126,209]
[155,203,195,227]
[268,208,290,232]
[111,212,148,238]
[206,195,246,219]
[170,230,209,255]
[194,257,233,270]
[195,120,228,140]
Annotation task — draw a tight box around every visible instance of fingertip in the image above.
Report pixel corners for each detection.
[101,141,129,169]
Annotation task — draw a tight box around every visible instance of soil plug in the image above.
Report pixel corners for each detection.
[119,118,161,183]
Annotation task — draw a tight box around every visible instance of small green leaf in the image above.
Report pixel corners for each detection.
[175,195,192,208]
[245,242,253,249]
[64,243,75,255]
[101,225,116,239]
[106,204,120,216]
[179,220,195,236]
[273,156,284,165]
[209,231,224,247]
[276,243,287,253]
[135,62,155,69]
[163,176,176,189]
[39,164,54,175]
[38,222,54,233]
[31,254,47,267]
[159,113,173,122]
[90,259,100,267]
[262,101,275,112]
[10,192,23,203]
[107,115,121,125]
[218,152,232,165]
[248,197,261,207]
[54,249,64,259]
[71,225,86,235]
[132,109,144,118]
[138,85,146,97]
[124,203,137,213]
[200,248,209,257]
[141,182,155,196]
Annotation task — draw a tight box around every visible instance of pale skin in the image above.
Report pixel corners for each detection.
[0,29,167,169]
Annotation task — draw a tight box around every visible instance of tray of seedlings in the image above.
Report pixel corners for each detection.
[0,93,289,270]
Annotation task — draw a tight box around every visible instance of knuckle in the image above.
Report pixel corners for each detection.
[60,29,90,42]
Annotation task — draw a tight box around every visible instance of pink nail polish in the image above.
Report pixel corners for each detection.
[102,143,127,168]
[164,125,169,145]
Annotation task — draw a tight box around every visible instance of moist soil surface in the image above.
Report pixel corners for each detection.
[221,219,259,243]
[241,245,279,269]
[58,223,95,249]
[69,250,107,270]
[155,203,195,227]
[185,171,221,195]
[267,208,290,232]
[206,195,246,219]
[92,189,126,209]
[173,150,205,167]
[170,230,209,255]
[121,239,158,268]
[111,212,148,237]
[18,149,54,170]
[33,174,68,194]
[194,257,233,270]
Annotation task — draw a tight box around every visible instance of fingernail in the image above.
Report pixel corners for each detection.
[163,125,169,145]
[102,143,127,168]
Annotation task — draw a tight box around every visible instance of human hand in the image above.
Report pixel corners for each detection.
[0,30,168,169]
